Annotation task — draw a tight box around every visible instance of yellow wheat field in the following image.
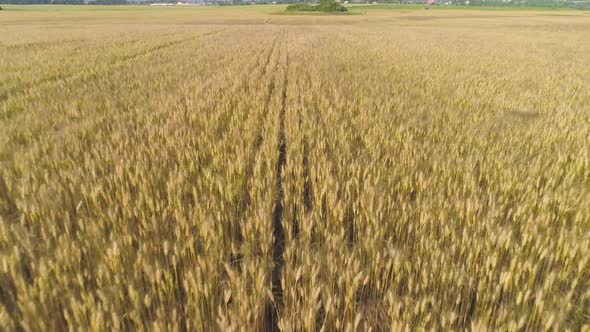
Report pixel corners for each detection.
[1,5,589,331]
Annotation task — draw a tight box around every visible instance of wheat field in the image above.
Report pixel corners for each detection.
[0,5,589,331]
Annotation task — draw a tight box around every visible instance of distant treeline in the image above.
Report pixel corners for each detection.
[0,0,587,7]
[345,0,589,8]
[0,0,127,3]
[440,0,588,8]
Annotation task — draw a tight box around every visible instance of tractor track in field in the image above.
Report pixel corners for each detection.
[0,29,226,104]
[302,141,313,215]
[191,32,276,115]
[0,28,241,175]
[0,36,151,78]
[231,34,281,269]
[264,31,288,332]
[238,35,281,206]
[0,36,172,97]
[317,66,358,248]
[211,32,280,145]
